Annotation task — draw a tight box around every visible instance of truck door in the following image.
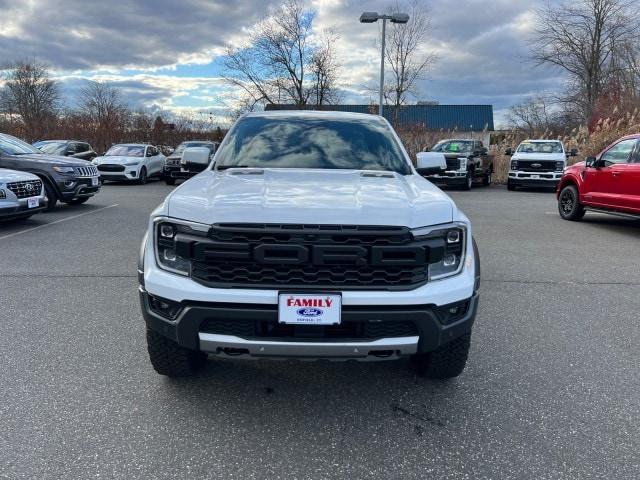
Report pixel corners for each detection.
[582,138,636,209]
[616,140,640,213]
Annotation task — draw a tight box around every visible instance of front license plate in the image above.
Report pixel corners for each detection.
[91,177,99,186]
[278,293,341,325]
[531,174,540,179]
[27,197,39,209]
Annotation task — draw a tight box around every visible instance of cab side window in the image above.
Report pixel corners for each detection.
[600,139,637,165]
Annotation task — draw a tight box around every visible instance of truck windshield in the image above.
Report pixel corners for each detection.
[215,115,411,174]
[517,142,563,153]
[432,140,473,153]
[173,142,214,156]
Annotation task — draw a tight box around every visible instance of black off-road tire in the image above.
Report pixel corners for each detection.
[411,333,471,379]
[165,177,176,186]
[558,185,586,221]
[462,171,473,191]
[42,180,58,211]
[507,180,516,191]
[482,168,492,186]
[146,327,207,377]
[66,197,89,205]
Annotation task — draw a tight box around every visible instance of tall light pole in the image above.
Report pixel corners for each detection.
[360,11,409,118]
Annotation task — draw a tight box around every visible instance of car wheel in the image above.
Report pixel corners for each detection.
[558,185,586,221]
[482,169,492,186]
[42,180,58,211]
[462,172,473,191]
[138,167,148,185]
[66,197,89,205]
[165,177,176,186]
[507,180,516,191]
[146,327,207,377]
[411,333,471,379]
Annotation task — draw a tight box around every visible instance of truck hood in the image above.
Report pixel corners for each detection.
[93,155,142,164]
[0,168,39,183]
[166,169,455,228]
[512,152,566,161]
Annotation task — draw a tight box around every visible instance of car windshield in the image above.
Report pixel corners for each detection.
[517,142,563,153]
[173,142,213,156]
[0,134,42,155]
[431,140,474,154]
[215,116,411,174]
[34,141,67,155]
[105,145,145,157]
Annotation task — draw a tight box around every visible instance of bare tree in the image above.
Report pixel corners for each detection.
[78,81,129,152]
[383,0,437,123]
[505,95,559,135]
[530,0,640,125]
[223,0,340,108]
[0,60,60,141]
[309,30,341,106]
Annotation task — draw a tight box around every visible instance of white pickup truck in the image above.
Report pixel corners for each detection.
[138,111,480,379]
[507,139,577,190]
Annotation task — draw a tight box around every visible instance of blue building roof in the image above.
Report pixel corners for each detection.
[265,104,494,131]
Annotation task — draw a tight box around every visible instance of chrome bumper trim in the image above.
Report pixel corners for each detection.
[199,333,419,360]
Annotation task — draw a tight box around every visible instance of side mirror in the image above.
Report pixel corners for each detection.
[481,147,488,155]
[423,146,431,152]
[504,147,513,156]
[416,152,446,176]
[570,148,578,157]
[585,156,597,168]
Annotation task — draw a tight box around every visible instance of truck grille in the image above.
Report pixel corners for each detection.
[6,179,42,199]
[200,318,419,340]
[186,224,436,290]
[97,164,125,172]
[445,157,460,170]
[76,165,98,176]
[516,160,557,172]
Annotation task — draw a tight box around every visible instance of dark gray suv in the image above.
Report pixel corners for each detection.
[0,133,101,210]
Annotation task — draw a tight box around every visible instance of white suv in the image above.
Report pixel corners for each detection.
[139,111,480,379]
[0,168,47,221]
[507,139,576,190]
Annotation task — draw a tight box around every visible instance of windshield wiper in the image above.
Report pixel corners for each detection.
[216,165,255,170]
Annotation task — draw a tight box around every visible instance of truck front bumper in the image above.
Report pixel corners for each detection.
[424,171,468,186]
[139,288,479,360]
[508,170,562,188]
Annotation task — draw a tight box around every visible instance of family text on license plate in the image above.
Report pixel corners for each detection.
[27,197,39,209]
[91,177,99,186]
[278,293,341,325]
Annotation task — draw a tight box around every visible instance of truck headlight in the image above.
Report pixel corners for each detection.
[511,160,518,170]
[555,161,564,171]
[412,223,466,280]
[0,189,5,199]
[458,157,468,171]
[154,219,208,275]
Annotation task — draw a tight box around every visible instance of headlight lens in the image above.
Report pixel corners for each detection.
[458,158,468,171]
[555,161,564,171]
[0,189,5,199]
[511,160,518,170]
[154,219,207,275]
[412,224,466,280]
[124,161,139,166]
[53,165,75,174]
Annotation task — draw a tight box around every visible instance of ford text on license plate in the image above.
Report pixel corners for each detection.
[278,293,341,325]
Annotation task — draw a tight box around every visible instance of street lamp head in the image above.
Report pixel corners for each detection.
[360,11,380,23]
[390,13,410,24]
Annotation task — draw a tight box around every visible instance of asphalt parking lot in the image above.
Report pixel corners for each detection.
[1,181,639,479]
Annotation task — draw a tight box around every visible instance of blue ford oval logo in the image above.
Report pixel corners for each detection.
[297,308,323,317]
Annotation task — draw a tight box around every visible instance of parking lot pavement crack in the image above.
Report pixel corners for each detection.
[484,278,640,287]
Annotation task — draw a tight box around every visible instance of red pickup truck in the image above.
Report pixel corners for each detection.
[557,134,640,221]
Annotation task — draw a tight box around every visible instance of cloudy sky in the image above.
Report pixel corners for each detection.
[0,0,564,126]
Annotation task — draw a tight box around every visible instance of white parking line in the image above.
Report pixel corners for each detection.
[0,204,119,241]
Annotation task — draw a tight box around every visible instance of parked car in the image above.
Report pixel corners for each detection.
[33,140,97,161]
[506,140,576,191]
[0,168,47,221]
[0,133,100,210]
[92,144,165,184]
[421,139,493,190]
[139,110,480,379]
[162,140,218,185]
[558,134,640,221]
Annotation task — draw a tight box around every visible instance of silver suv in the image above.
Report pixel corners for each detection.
[0,168,47,221]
